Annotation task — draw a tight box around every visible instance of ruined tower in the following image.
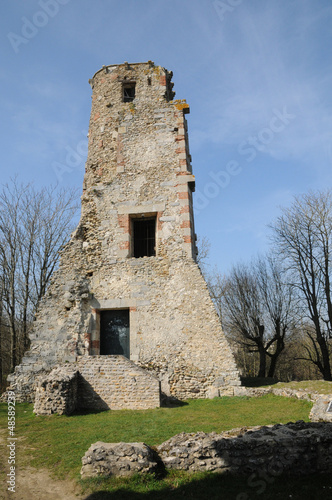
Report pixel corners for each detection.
[9,62,240,408]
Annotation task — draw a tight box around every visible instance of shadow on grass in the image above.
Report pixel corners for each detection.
[81,472,332,500]
[71,408,108,416]
[241,377,279,387]
[160,393,189,407]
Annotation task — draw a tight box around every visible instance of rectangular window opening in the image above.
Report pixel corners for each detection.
[123,82,136,102]
[133,217,156,258]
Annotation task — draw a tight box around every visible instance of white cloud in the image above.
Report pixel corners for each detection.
[190,1,332,169]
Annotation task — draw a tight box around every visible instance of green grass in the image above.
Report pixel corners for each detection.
[0,394,312,482]
[78,470,332,499]
[267,379,332,394]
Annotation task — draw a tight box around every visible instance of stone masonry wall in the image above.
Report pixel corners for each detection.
[33,366,78,415]
[32,356,161,414]
[8,62,240,404]
[76,355,160,410]
[81,422,332,478]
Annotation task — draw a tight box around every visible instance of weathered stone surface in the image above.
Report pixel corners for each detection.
[33,366,78,415]
[157,422,332,475]
[76,355,161,410]
[81,442,158,478]
[31,356,160,414]
[8,61,240,408]
[309,396,332,422]
[81,422,332,478]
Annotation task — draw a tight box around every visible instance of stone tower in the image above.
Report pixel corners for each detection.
[9,62,240,407]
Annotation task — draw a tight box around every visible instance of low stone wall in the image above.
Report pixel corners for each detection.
[34,367,78,415]
[32,355,161,415]
[76,355,160,411]
[81,421,332,478]
[310,397,332,422]
[81,442,159,478]
[234,386,332,422]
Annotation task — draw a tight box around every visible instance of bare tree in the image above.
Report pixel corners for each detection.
[221,256,295,378]
[255,255,296,377]
[270,190,332,380]
[196,235,211,272]
[0,178,79,375]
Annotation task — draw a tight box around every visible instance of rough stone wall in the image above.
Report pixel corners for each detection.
[81,422,332,477]
[32,356,160,414]
[76,355,160,410]
[81,442,159,478]
[8,61,240,403]
[33,366,78,415]
[156,422,332,475]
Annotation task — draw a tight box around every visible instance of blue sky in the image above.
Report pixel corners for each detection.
[1,0,332,274]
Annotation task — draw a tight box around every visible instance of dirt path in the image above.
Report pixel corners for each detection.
[1,467,82,500]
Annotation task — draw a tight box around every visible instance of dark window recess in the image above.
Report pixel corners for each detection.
[100,309,130,358]
[123,83,136,102]
[133,218,156,258]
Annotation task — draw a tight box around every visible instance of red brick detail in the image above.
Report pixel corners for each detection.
[91,308,97,314]
[175,147,186,154]
[181,220,191,228]
[183,236,192,243]
[97,167,103,176]
[130,306,137,312]
[117,215,130,232]
[178,192,189,200]
[157,212,163,231]
[119,241,130,250]
[159,75,166,85]
[180,206,190,214]
[91,340,100,349]
[175,136,185,142]
[83,332,91,341]
[180,159,187,167]
[93,112,100,121]
[110,73,118,81]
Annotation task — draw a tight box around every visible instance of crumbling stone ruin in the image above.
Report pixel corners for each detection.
[81,421,332,478]
[8,61,240,412]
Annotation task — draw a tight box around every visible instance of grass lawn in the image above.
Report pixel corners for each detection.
[0,394,316,498]
[267,379,332,395]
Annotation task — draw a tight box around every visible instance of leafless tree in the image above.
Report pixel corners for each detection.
[221,256,295,378]
[196,235,211,272]
[270,190,332,380]
[206,268,227,320]
[0,178,79,378]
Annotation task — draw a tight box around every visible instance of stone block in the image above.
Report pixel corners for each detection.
[81,441,159,478]
[33,366,78,416]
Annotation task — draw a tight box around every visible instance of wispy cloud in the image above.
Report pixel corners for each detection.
[190,2,332,168]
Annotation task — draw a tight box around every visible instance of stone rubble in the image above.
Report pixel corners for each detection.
[81,421,332,478]
[81,442,159,478]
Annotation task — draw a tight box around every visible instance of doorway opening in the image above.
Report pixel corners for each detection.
[100,309,130,358]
